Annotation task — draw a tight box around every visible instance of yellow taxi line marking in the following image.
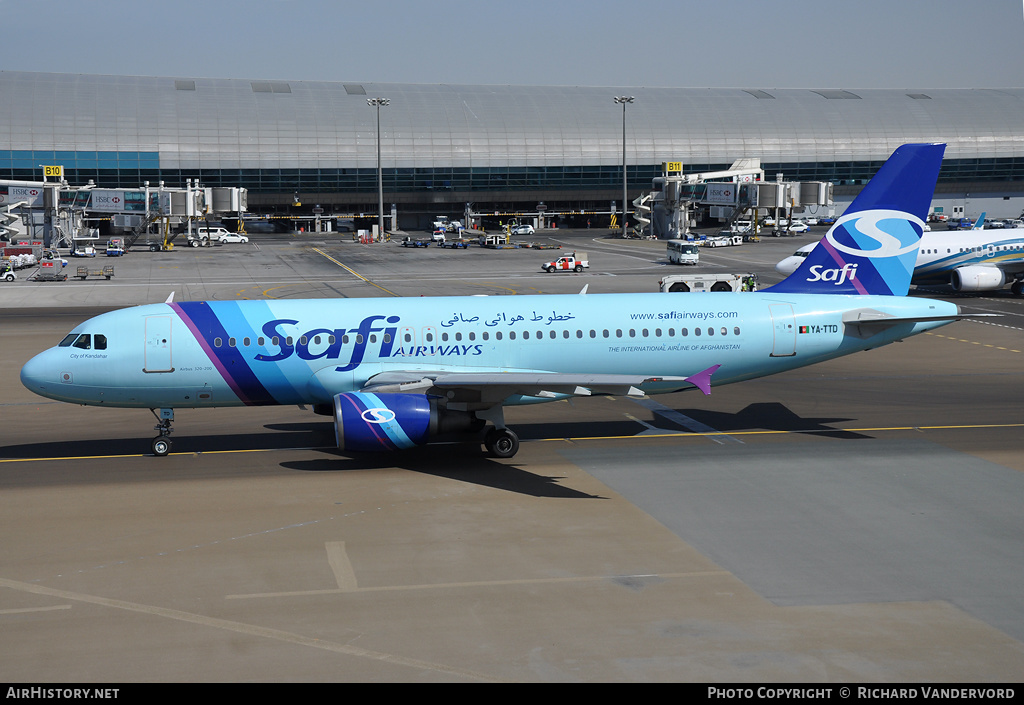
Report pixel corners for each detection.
[312,247,399,297]
[4,424,1023,464]
[926,332,1021,353]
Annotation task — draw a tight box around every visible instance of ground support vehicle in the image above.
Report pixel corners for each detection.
[2,248,36,269]
[479,233,515,249]
[105,239,125,256]
[399,236,431,248]
[659,272,758,292]
[29,260,67,281]
[521,242,560,250]
[702,232,744,247]
[0,262,15,281]
[439,238,470,249]
[75,265,115,280]
[666,240,699,265]
[542,252,588,272]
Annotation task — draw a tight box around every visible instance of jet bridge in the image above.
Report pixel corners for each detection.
[0,179,246,251]
[638,159,832,239]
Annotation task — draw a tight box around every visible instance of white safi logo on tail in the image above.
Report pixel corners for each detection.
[768,143,945,296]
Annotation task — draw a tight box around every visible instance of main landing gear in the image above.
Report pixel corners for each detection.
[150,408,174,456]
[484,427,519,459]
[475,406,519,459]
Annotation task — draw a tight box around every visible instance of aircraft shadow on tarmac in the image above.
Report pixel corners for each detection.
[665,402,874,440]
[0,402,868,463]
[510,401,872,442]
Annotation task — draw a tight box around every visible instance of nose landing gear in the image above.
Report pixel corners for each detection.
[150,408,174,456]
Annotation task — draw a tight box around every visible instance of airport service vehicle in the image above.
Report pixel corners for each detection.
[0,262,15,282]
[400,236,430,248]
[105,239,125,256]
[777,224,1024,295]
[431,230,447,243]
[75,264,115,280]
[703,232,743,247]
[28,259,67,281]
[186,226,232,247]
[479,233,514,248]
[666,240,699,265]
[432,216,462,233]
[659,273,758,293]
[217,232,249,244]
[21,144,969,459]
[440,238,470,249]
[542,252,588,272]
[42,249,68,268]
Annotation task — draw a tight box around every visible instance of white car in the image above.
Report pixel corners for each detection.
[217,233,249,243]
[787,221,810,233]
[511,224,535,236]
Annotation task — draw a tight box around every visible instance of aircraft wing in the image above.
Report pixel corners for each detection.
[360,365,720,404]
[994,261,1024,276]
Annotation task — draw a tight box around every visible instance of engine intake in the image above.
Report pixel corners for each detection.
[951,265,1006,292]
[332,392,481,452]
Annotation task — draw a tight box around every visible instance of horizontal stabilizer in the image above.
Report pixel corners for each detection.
[841,306,990,339]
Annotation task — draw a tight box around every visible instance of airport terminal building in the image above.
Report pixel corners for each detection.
[2,71,1024,228]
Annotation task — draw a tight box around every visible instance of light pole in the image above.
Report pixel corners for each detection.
[613,96,634,238]
[367,97,390,236]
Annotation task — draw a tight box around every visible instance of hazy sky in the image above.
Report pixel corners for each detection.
[2,0,1023,88]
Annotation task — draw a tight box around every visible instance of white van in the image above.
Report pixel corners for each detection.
[188,226,243,246]
[666,239,699,265]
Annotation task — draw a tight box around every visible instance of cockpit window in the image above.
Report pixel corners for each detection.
[58,333,108,350]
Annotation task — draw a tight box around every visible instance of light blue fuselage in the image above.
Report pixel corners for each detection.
[20,291,958,410]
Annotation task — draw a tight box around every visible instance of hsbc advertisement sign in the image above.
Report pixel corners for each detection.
[0,187,43,206]
[90,190,126,212]
[705,183,737,205]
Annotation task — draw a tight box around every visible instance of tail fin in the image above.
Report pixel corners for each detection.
[973,212,986,230]
[767,143,945,296]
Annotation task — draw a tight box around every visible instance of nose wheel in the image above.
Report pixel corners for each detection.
[152,437,172,456]
[150,408,174,457]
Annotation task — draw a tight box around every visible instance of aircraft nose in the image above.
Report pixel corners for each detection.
[20,350,59,398]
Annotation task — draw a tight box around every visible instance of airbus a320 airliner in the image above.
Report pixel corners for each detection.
[21,143,962,458]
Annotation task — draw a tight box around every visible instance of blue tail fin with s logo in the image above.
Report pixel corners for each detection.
[767,143,946,296]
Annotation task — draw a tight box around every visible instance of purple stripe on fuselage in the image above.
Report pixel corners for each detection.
[171,302,278,406]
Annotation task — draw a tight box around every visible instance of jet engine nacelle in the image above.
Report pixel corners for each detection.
[950,265,1006,292]
[332,392,482,452]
